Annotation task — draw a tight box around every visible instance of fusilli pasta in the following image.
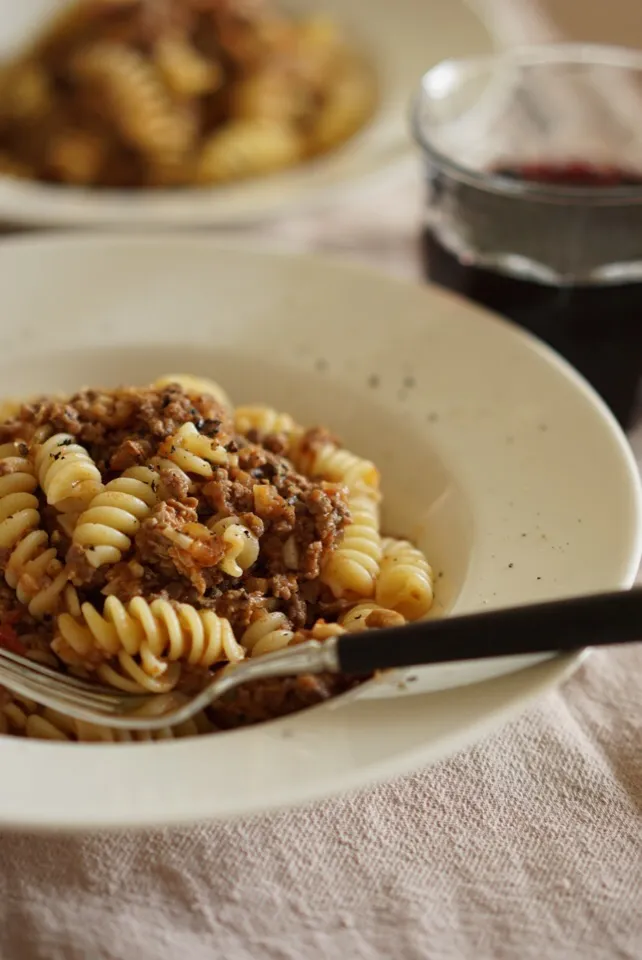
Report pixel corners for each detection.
[231,69,310,124]
[153,374,232,410]
[295,440,379,498]
[375,537,434,621]
[155,37,222,98]
[72,43,195,168]
[0,441,68,617]
[207,515,260,577]
[71,465,159,571]
[241,611,295,657]
[1,692,210,741]
[321,493,381,599]
[159,422,232,478]
[54,596,244,678]
[33,433,103,513]
[195,119,301,184]
[309,59,376,154]
[234,405,303,447]
[339,601,405,633]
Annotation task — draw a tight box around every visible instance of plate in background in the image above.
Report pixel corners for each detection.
[0,0,492,228]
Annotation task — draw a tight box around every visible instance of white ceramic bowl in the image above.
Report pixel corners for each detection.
[0,0,492,227]
[0,234,639,830]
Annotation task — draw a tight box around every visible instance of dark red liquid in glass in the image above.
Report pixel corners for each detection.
[422,162,642,428]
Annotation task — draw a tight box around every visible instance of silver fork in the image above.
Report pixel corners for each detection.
[1,588,641,732]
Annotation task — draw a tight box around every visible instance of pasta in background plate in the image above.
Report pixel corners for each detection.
[0,376,434,742]
[0,0,377,189]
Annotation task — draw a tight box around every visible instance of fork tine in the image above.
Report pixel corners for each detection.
[0,673,125,721]
[0,648,133,701]
[0,648,120,695]
[0,666,124,708]
[0,667,124,714]
[0,658,127,711]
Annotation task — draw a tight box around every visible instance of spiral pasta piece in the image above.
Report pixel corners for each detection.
[159,422,232,478]
[207,515,260,577]
[33,433,103,513]
[321,493,381,599]
[295,440,379,498]
[153,373,232,410]
[54,596,244,681]
[72,43,195,167]
[309,60,376,155]
[1,692,38,735]
[0,441,68,617]
[230,69,309,125]
[234,405,303,446]
[95,652,182,695]
[71,465,159,570]
[339,601,405,633]
[241,611,295,658]
[195,119,301,184]
[290,17,345,88]
[0,694,209,742]
[375,538,434,621]
[154,37,221,98]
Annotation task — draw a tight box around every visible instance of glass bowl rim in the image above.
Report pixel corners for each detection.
[411,42,642,203]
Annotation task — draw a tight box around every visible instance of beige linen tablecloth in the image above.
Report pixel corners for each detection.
[0,163,640,960]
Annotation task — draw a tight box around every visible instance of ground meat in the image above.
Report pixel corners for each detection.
[302,541,323,580]
[135,499,204,583]
[66,543,101,588]
[109,438,153,472]
[0,583,52,659]
[284,591,307,629]
[101,561,147,601]
[208,672,362,729]
[202,473,235,515]
[158,463,191,502]
[0,384,232,471]
[211,589,270,634]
